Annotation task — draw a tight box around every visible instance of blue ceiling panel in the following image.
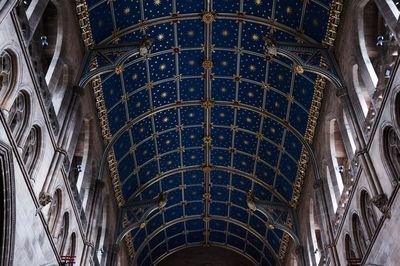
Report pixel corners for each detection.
[180,78,204,101]
[212,78,236,101]
[166,221,185,237]
[243,0,273,18]
[180,50,204,76]
[183,170,204,184]
[213,19,239,48]
[178,20,204,48]
[113,0,141,30]
[143,0,173,19]
[85,0,334,263]
[176,0,204,13]
[213,0,240,13]
[162,173,182,190]
[210,170,230,185]
[213,51,237,77]
[185,201,204,215]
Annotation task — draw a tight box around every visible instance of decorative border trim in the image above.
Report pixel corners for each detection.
[279,0,343,260]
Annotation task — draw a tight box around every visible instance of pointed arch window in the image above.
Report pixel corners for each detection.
[67,233,76,257]
[0,50,14,94]
[47,189,62,235]
[22,126,40,174]
[352,214,368,258]
[345,234,357,261]
[383,126,400,185]
[360,190,378,238]
[58,212,69,255]
[8,92,28,140]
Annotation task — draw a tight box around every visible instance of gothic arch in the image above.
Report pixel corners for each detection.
[22,125,41,176]
[344,233,357,260]
[47,188,62,235]
[360,190,378,238]
[382,125,400,186]
[67,232,76,257]
[308,198,323,265]
[0,142,16,265]
[351,213,368,258]
[0,49,17,102]
[329,118,349,194]
[7,90,30,144]
[58,212,70,255]
[352,64,371,117]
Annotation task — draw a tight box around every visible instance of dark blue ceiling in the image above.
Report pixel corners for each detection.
[84,0,332,265]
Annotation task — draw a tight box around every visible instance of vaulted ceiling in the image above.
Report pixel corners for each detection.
[80,0,335,265]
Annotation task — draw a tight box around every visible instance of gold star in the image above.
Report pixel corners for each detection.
[221,87,226,92]
[252,34,259,41]
[165,139,171,145]
[187,30,194,36]
[270,127,276,134]
[255,0,262,5]
[190,134,195,139]
[124,7,130,14]
[161,91,168,98]
[189,87,195,92]
[157,34,164,41]
[188,60,195,65]
[249,65,256,71]
[278,74,284,81]
[248,91,254,97]
[246,117,252,123]
[222,30,229,36]
[221,61,228,66]
[154,0,161,5]
[286,6,292,14]
[218,135,224,140]
[219,112,225,118]
[163,117,169,123]
[135,102,141,108]
[243,140,249,145]
[160,64,166,70]
[131,74,138,80]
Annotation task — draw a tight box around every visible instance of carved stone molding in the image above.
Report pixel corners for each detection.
[371,193,391,218]
[38,191,53,207]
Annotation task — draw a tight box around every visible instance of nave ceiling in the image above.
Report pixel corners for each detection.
[77,0,339,264]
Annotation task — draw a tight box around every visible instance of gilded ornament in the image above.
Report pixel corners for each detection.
[202,59,213,70]
[201,11,216,24]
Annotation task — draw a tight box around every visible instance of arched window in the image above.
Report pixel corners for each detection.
[95,205,108,264]
[47,189,62,235]
[352,214,368,258]
[352,64,371,117]
[67,232,76,257]
[309,198,323,265]
[329,119,350,194]
[345,234,357,260]
[58,212,69,255]
[0,50,16,95]
[7,91,28,141]
[383,126,400,185]
[343,111,356,154]
[326,165,338,212]
[22,126,40,174]
[360,190,378,238]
